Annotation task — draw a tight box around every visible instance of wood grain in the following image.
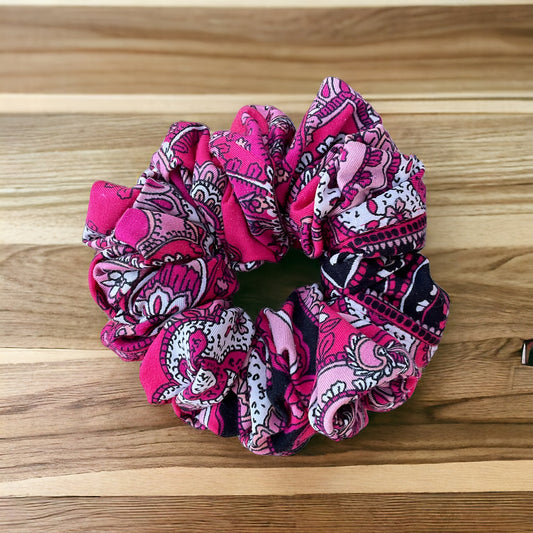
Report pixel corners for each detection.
[1,245,532,349]
[1,242,532,482]
[2,494,532,533]
[1,113,532,246]
[1,354,532,480]
[0,6,531,97]
[1,342,532,478]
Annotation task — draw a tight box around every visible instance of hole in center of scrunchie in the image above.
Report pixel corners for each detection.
[232,248,321,319]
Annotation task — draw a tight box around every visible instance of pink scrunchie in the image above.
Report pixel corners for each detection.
[83,77,449,455]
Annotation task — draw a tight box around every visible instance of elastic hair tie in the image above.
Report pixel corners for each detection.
[83,77,450,455]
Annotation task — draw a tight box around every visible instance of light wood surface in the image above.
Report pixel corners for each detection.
[1,2,533,532]
[3,461,533,496]
[1,93,532,114]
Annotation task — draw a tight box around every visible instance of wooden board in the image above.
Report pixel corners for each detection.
[1,2,533,531]
[0,5,532,97]
[1,494,531,533]
[1,113,532,246]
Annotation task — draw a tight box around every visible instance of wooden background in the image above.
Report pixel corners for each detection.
[1,1,532,531]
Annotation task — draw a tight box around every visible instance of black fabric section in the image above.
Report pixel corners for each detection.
[321,254,403,295]
[263,289,319,453]
[320,252,353,288]
[287,289,318,375]
[270,426,311,456]
[266,367,302,452]
[267,367,292,427]
[217,390,239,437]
[402,262,448,330]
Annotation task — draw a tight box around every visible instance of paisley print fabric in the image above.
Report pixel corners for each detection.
[83,77,450,455]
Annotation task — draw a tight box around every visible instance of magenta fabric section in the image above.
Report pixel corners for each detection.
[83,77,450,455]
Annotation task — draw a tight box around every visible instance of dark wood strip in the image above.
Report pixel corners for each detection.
[1,494,532,532]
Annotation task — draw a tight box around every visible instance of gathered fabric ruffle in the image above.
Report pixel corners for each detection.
[83,77,449,455]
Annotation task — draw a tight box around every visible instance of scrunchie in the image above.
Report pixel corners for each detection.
[83,77,450,455]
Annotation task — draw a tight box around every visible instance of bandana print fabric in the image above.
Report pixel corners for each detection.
[83,77,450,455]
